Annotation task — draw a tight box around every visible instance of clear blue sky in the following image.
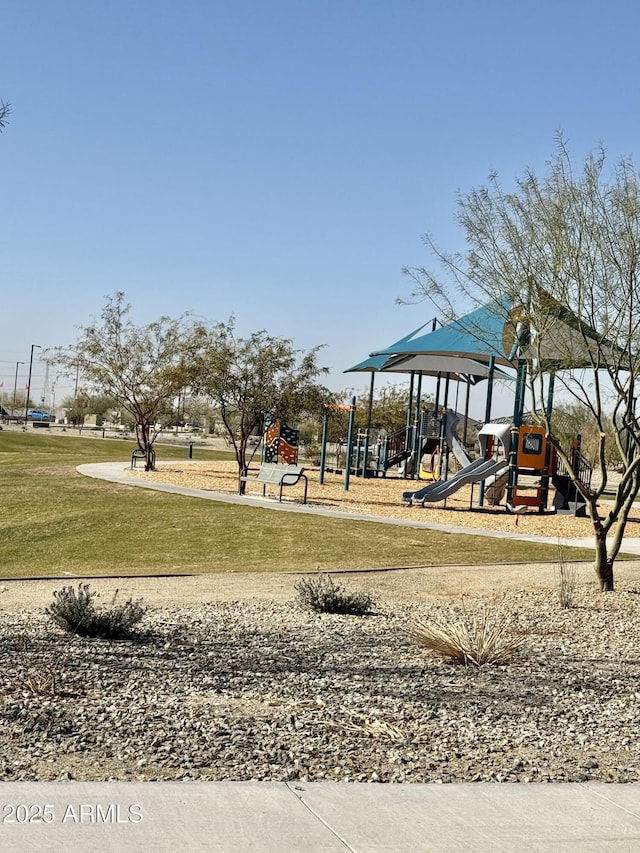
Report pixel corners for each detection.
[1,0,638,417]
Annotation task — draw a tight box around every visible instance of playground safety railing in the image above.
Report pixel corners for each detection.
[385,427,411,468]
[555,452,593,490]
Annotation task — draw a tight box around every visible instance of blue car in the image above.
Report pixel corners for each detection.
[27,409,54,422]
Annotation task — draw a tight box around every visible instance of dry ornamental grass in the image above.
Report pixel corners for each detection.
[407,606,526,667]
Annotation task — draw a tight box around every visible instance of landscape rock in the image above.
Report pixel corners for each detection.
[2,591,640,783]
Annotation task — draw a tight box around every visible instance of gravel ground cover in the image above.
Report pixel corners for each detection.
[3,585,640,784]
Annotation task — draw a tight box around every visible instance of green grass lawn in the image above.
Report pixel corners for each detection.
[0,430,595,578]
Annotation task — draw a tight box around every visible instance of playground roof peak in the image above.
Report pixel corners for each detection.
[345,299,516,379]
[344,322,433,374]
[370,299,516,368]
[523,286,631,369]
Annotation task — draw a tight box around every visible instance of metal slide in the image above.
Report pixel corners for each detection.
[402,458,508,505]
[444,411,473,468]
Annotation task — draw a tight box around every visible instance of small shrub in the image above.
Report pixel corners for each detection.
[46,583,147,639]
[556,562,578,609]
[303,441,322,465]
[295,571,374,615]
[407,606,525,667]
[14,635,60,698]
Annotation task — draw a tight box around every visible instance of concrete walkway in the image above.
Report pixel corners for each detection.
[2,781,640,852]
[78,461,640,555]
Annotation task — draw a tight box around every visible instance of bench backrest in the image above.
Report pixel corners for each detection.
[255,462,304,483]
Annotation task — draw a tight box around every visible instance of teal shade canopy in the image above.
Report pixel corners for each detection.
[369,300,515,369]
[345,300,515,379]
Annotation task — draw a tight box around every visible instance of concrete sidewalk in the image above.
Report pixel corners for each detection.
[2,781,640,852]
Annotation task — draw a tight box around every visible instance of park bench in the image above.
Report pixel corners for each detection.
[131,447,156,470]
[240,462,308,504]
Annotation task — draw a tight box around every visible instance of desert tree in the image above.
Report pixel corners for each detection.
[190,319,330,491]
[62,391,119,427]
[51,293,194,469]
[61,390,89,427]
[0,100,10,132]
[179,394,215,432]
[404,139,640,591]
[356,384,433,434]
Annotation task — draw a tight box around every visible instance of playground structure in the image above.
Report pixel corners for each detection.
[402,420,592,514]
[262,418,300,465]
[345,297,597,517]
[402,422,510,506]
[352,410,452,477]
[316,393,475,490]
[345,309,512,487]
[314,393,592,514]
[349,408,474,480]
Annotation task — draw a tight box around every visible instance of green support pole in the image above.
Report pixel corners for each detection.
[443,373,451,410]
[440,410,449,482]
[411,372,423,479]
[515,360,526,427]
[478,355,495,507]
[484,356,496,424]
[344,396,356,491]
[319,409,329,485]
[432,372,442,468]
[506,358,527,509]
[462,378,471,448]
[362,372,375,478]
[539,372,556,511]
[404,373,415,479]
[441,374,451,481]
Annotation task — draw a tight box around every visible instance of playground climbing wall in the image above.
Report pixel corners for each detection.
[263,420,299,464]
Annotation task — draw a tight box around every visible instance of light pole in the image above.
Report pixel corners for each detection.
[24,345,41,423]
[12,361,24,416]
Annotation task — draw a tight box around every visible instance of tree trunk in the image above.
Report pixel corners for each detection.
[593,532,614,591]
[135,420,156,471]
[237,454,248,495]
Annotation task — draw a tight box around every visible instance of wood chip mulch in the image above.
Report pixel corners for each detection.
[130,460,640,541]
